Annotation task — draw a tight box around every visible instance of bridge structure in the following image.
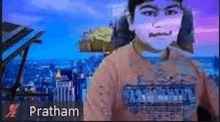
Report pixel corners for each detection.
[2,22,52,102]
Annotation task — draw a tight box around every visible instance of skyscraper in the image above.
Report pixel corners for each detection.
[55,70,75,121]
[55,70,74,101]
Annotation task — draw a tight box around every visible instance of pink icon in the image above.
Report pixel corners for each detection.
[5,104,20,118]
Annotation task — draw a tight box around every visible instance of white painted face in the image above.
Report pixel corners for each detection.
[129,0,183,51]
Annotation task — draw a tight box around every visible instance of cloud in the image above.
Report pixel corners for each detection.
[107,2,127,9]
[194,27,219,43]
[30,0,98,16]
[171,27,219,43]
[3,13,44,26]
[195,28,218,33]
[193,16,219,43]
[194,16,219,27]
[106,2,127,18]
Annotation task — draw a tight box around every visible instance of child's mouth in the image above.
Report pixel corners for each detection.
[149,31,172,38]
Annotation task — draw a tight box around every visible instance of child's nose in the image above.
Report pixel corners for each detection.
[152,19,163,29]
[152,12,165,29]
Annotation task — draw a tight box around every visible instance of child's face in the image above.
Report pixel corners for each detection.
[130,0,183,51]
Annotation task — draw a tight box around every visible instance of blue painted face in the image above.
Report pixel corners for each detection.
[129,0,183,51]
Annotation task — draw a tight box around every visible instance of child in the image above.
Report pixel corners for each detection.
[83,0,219,121]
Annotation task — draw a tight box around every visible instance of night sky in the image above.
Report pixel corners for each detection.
[3,0,219,60]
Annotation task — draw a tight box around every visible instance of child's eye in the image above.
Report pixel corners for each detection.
[165,10,178,16]
[141,11,157,17]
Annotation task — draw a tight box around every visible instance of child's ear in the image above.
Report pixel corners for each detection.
[125,11,135,31]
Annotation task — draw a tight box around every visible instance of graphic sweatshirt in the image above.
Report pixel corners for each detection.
[83,40,219,121]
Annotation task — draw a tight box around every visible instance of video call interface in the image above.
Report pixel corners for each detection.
[1,0,219,121]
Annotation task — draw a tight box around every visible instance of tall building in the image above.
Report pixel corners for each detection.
[55,69,75,101]
[76,73,87,102]
[54,70,76,121]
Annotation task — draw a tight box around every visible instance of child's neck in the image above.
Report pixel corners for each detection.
[134,39,169,61]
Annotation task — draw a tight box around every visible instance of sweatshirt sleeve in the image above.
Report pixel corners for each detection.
[199,71,219,118]
[83,59,118,121]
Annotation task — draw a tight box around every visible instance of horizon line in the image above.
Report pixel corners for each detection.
[10,56,219,61]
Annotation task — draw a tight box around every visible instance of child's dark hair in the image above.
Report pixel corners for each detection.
[128,0,183,21]
[111,0,194,53]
